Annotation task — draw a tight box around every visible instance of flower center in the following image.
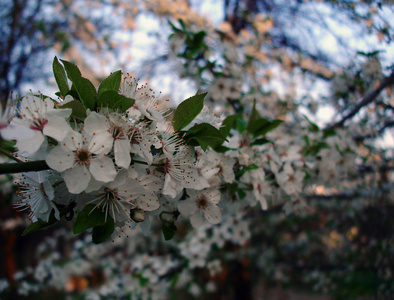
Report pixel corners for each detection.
[164,158,170,174]
[110,125,125,140]
[75,149,91,165]
[104,188,118,202]
[30,118,48,131]
[196,196,208,209]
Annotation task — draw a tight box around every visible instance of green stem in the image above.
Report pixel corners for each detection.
[0,147,23,163]
[0,160,50,175]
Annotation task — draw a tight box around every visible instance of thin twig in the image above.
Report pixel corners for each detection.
[327,70,394,130]
[0,147,23,163]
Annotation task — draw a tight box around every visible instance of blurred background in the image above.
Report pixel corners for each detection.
[0,0,393,299]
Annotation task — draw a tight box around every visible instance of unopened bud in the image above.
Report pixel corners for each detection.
[130,209,146,222]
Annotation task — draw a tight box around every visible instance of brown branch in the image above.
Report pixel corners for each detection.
[327,70,394,130]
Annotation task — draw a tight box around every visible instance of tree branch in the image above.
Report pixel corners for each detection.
[0,160,50,175]
[327,70,394,130]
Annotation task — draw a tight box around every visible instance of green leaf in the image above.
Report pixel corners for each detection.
[98,70,122,95]
[323,128,336,138]
[303,115,319,132]
[97,90,135,112]
[73,204,107,234]
[246,99,261,133]
[173,92,207,131]
[61,60,97,110]
[22,216,57,236]
[228,182,238,198]
[184,123,227,151]
[303,141,330,156]
[213,145,231,153]
[92,217,115,244]
[60,99,87,120]
[251,138,272,146]
[254,119,283,137]
[52,57,69,97]
[247,118,270,136]
[220,114,237,137]
[22,205,68,236]
[237,189,247,199]
[162,221,177,240]
[245,164,259,171]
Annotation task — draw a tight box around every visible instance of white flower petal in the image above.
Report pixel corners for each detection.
[178,199,197,215]
[190,211,205,228]
[46,107,72,118]
[89,156,116,182]
[84,112,109,135]
[89,131,113,155]
[16,131,44,156]
[137,193,160,211]
[46,146,74,172]
[203,204,221,224]
[43,115,72,141]
[63,166,91,194]
[114,139,131,168]
[62,131,83,151]
[84,177,103,193]
[163,173,182,198]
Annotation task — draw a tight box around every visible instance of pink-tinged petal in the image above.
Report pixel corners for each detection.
[16,131,44,155]
[63,166,91,194]
[137,194,160,211]
[203,204,222,224]
[89,156,116,182]
[114,139,131,168]
[190,211,205,228]
[46,146,75,172]
[178,199,198,215]
[43,116,73,141]
[84,112,109,136]
[89,131,113,155]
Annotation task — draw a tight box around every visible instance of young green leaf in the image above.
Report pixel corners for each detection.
[246,99,261,134]
[251,138,272,146]
[52,57,69,97]
[220,114,238,137]
[303,115,319,132]
[73,204,107,234]
[59,99,87,120]
[22,205,68,236]
[92,217,115,244]
[173,92,207,131]
[97,90,135,112]
[253,119,283,137]
[162,220,177,241]
[61,60,97,110]
[22,216,57,236]
[184,123,227,151]
[98,70,122,95]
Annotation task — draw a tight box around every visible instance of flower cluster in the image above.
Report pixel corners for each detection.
[1,58,268,243]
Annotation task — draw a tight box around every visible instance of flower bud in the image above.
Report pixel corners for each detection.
[130,209,146,222]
